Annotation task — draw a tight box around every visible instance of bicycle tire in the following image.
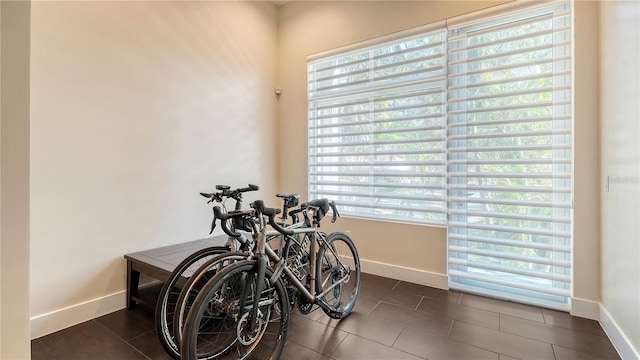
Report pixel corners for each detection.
[173,252,249,351]
[181,260,289,360]
[315,232,361,319]
[155,246,229,360]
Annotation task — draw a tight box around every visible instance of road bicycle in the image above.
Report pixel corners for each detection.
[180,199,361,360]
[169,193,302,356]
[156,184,260,359]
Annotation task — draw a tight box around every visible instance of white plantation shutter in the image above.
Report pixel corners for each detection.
[446,2,573,310]
[308,29,448,225]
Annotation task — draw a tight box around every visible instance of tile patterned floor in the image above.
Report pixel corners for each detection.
[31,273,621,360]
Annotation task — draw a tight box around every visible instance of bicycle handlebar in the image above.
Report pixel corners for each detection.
[252,200,294,236]
[200,184,259,203]
[212,206,244,238]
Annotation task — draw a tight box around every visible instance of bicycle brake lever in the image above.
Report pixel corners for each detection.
[330,201,340,223]
[209,206,219,234]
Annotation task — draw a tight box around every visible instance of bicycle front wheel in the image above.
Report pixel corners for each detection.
[181,260,289,360]
[315,232,361,319]
[156,246,229,359]
[173,252,249,352]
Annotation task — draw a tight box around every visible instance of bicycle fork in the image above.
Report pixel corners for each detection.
[246,218,270,333]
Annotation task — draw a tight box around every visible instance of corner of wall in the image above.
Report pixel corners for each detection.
[600,305,640,360]
[570,297,600,321]
[0,0,31,358]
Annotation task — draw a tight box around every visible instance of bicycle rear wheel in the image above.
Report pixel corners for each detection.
[155,246,229,359]
[315,232,361,319]
[181,260,289,360]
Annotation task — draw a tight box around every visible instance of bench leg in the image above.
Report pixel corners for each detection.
[126,260,140,309]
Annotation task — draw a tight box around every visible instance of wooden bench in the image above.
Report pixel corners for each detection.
[124,235,227,309]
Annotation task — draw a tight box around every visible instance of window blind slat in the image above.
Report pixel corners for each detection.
[311,171,445,178]
[309,76,446,102]
[447,99,571,115]
[447,129,571,141]
[314,161,445,167]
[448,70,571,91]
[448,221,571,238]
[448,233,571,252]
[448,209,572,224]
[314,114,445,129]
[449,258,571,283]
[448,172,571,180]
[447,115,571,128]
[311,137,446,149]
[447,10,571,42]
[311,181,445,191]
[332,200,447,215]
[309,190,445,203]
[447,56,570,79]
[448,185,571,194]
[310,149,444,157]
[315,126,445,140]
[448,25,571,55]
[448,159,571,165]
[448,85,572,104]
[447,40,571,67]
[448,270,570,297]
[448,246,571,268]
[447,144,571,153]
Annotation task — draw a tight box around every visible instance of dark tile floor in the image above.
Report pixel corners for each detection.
[31,273,621,360]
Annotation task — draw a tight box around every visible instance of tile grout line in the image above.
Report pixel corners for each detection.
[447,319,455,338]
[285,339,332,359]
[92,319,153,360]
[366,300,382,317]
[391,280,401,290]
[551,342,558,360]
[496,315,620,358]
[326,333,350,359]
[127,328,156,342]
[390,325,405,348]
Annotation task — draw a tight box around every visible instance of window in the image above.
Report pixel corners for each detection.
[446,2,573,310]
[308,2,573,310]
[308,29,448,225]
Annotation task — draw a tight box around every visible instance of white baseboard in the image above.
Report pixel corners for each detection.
[570,297,600,320]
[30,290,126,340]
[27,260,447,340]
[600,305,640,360]
[360,258,448,290]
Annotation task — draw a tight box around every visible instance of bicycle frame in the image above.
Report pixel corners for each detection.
[247,206,349,329]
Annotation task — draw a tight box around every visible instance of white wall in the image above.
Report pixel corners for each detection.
[600,1,640,357]
[29,1,278,338]
[277,0,603,314]
[1,0,31,357]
